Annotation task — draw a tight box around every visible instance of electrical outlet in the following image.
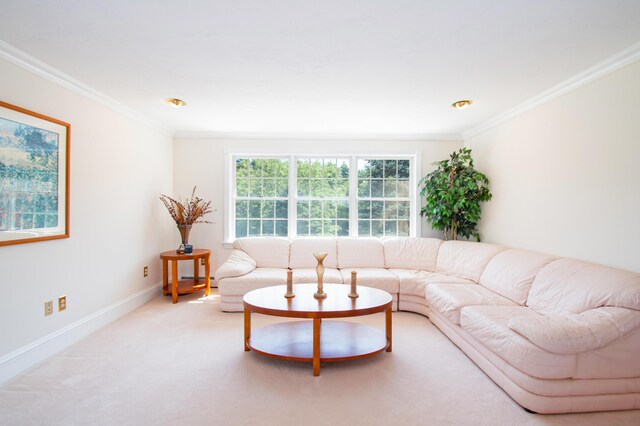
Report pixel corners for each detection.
[44,301,53,316]
[200,258,205,266]
[58,295,67,312]
[144,266,148,277]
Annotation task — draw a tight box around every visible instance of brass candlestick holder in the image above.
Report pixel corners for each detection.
[313,252,328,299]
[285,269,295,299]
[349,271,359,299]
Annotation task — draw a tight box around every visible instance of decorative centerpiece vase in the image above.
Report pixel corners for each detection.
[313,252,328,299]
[177,224,192,254]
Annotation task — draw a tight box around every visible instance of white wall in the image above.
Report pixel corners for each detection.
[0,59,174,376]
[466,60,640,272]
[173,137,463,273]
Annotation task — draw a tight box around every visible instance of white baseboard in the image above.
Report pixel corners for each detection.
[0,283,161,385]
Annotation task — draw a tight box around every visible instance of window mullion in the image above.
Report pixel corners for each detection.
[288,155,297,238]
[349,155,358,237]
[225,152,234,242]
[411,152,420,237]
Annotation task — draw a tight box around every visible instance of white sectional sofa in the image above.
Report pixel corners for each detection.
[214,236,640,414]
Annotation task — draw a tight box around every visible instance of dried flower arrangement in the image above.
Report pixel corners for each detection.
[160,186,214,253]
[159,186,213,226]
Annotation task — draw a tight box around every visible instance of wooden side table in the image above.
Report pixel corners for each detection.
[160,249,211,303]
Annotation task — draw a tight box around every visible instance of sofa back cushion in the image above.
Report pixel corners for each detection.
[435,241,504,282]
[289,238,338,269]
[383,237,442,271]
[479,249,557,305]
[337,237,385,268]
[232,237,290,268]
[527,258,640,314]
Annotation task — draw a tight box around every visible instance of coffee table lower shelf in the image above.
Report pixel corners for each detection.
[247,320,389,362]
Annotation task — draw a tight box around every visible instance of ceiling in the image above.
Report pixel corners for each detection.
[1,1,640,136]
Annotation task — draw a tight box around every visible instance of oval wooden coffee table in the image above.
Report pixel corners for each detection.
[243,283,392,376]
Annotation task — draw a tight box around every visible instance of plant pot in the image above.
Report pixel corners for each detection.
[177,224,192,253]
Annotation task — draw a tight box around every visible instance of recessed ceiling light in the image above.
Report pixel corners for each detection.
[165,98,187,108]
[451,99,473,110]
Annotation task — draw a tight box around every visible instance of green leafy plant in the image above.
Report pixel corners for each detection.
[418,147,492,241]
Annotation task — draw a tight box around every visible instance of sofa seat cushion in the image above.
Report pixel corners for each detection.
[435,241,505,282]
[460,306,577,379]
[337,238,385,268]
[527,258,640,315]
[575,326,640,379]
[426,284,518,325]
[391,269,474,297]
[479,248,556,305]
[233,237,291,268]
[422,272,477,285]
[508,307,640,355]
[289,238,338,269]
[218,268,288,296]
[292,268,343,284]
[340,268,399,294]
[383,237,441,271]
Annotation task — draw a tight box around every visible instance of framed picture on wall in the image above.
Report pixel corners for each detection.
[0,100,70,246]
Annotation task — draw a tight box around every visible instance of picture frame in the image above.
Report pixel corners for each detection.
[0,100,70,246]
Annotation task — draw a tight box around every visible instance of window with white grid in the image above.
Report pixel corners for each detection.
[227,154,417,241]
[234,158,289,237]
[296,158,350,236]
[357,159,411,237]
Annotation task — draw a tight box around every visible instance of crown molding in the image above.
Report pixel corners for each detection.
[463,40,640,140]
[174,131,463,141]
[0,40,173,136]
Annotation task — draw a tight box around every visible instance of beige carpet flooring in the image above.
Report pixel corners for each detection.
[1,291,640,426]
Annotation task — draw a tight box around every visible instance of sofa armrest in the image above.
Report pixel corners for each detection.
[508,307,640,354]
[214,249,257,281]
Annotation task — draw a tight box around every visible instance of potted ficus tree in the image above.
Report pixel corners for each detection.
[418,147,492,241]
